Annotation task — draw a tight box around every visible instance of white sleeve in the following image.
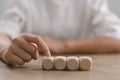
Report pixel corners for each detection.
[0,0,27,38]
[89,0,120,39]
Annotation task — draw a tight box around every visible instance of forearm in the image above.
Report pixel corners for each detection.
[0,33,12,58]
[64,37,120,53]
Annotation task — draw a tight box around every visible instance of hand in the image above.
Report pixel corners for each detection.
[43,36,66,54]
[2,33,51,65]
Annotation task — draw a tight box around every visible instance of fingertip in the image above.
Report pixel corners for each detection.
[35,50,40,59]
[46,51,51,57]
[33,52,39,60]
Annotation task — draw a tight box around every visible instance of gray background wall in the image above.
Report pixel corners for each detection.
[0,0,8,13]
[109,0,120,17]
[0,0,120,17]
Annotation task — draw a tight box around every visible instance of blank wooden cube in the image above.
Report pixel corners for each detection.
[79,56,92,71]
[42,57,54,70]
[67,56,79,70]
[54,56,66,70]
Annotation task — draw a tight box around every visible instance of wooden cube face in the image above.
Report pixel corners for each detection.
[42,57,54,70]
[67,56,79,70]
[79,56,92,71]
[54,56,66,70]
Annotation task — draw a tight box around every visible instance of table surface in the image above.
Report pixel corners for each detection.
[0,53,120,80]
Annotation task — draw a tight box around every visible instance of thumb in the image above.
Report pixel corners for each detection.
[31,43,39,60]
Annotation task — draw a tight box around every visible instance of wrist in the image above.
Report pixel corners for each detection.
[0,41,11,64]
[61,40,70,53]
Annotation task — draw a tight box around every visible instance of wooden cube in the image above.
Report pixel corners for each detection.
[54,56,66,70]
[42,57,54,70]
[67,56,79,70]
[79,56,92,71]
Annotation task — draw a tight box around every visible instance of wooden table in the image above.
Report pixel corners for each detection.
[0,53,120,80]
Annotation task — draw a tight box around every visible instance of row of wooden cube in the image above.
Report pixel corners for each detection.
[42,56,92,71]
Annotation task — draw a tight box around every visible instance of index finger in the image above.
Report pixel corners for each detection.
[21,33,51,57]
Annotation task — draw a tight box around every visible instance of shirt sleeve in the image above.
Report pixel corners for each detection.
[0,0,27,38]
[89,0,120,39]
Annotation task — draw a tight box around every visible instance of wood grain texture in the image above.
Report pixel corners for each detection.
[0,53,120,80]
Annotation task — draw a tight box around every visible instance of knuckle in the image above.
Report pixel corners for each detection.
[12,37,20,44]
[8,45,14,52]
[34,36,41,42]
[28,48,35,56]
[21,33,27,37]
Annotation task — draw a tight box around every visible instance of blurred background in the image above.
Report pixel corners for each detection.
[0,0,120,17]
